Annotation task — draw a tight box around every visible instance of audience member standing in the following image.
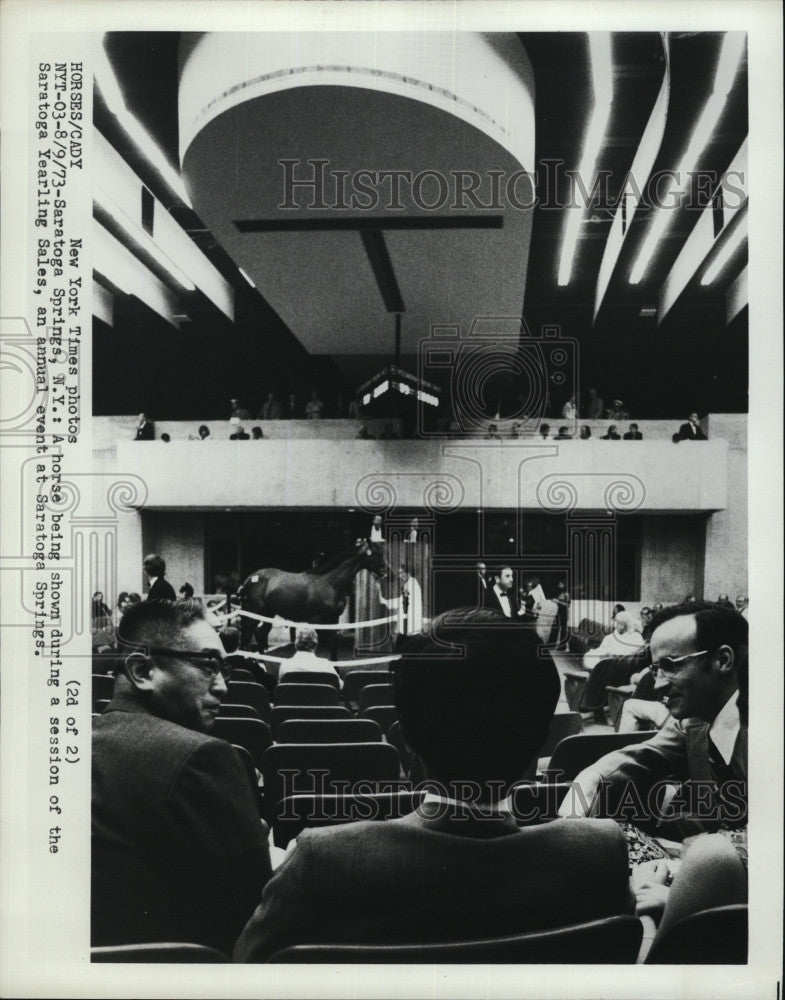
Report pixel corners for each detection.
[305,390,324,420]
[282,393,300,419]
[143,554,177,601]
[134,413,155,441]
[229,398,250,421]
[259,392,282,420]
[676,412,707,441]
[586,387,604,419]
[92,600,271,953]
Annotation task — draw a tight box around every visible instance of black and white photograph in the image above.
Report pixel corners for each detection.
[0,2,782,997]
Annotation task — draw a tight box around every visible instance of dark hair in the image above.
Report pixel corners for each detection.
[143,553,166,578]
[219,625,241,653]
[198,424,210,437]
[540,423,550,433]
[390,608,560,789]
[117,599,206,651]
[179,582,195,599]
[649,600,749,717]
[160,433,171,442]
[128,593,142,604]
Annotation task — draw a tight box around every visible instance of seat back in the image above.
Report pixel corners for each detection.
[278,670,340,689]
[268,914,643,963]
[262,741,401,821]
[91,942,228,963]
[212,716,272,770]
[539,712,583,758]
[270,705,351,740]
[219,702,259,719]
[646,904,747,964]
[543,730,658,782]
[231,743,262,813]
[362,705,398,736]
[358,684,394,712]
[226,680,271,721]
[386,721,414,769]
[273,683,339,707]
[277,718,382,745]
[272,787,423,847]
[342,669,390,709]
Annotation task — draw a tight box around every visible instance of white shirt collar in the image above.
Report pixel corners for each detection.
[147,576,158,586]
[422,791,513,818]
[709,689,741,765]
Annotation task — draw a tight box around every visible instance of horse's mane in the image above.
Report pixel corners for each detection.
[308,542,366,576]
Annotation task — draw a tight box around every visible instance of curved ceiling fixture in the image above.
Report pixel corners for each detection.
[593,33,671,320]
[628,32,746,285]
[94,38,192,207]
[557,32,614,287]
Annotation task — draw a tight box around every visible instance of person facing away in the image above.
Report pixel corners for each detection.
[561,600,748,840]
[278,627,340,685]
[91,599,272,954]
[134,412,155,441]
[143,553,177,601]
[234,608,633,961]
[676,412,707,441]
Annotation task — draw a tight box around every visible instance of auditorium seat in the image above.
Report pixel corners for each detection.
[92,673,115,708]
[563,670,590,712]
[542,730,658,783]
[266,914,643,963]
[218,703,259,719]
[606,685,636,730]
[645,904,747,964]
[262,742,401,822]
[358,683,394,712]
[386,721,414,770]
[269,705,351,740]
[212,717,272,771]
[272,787,424,848]
[342,669,391,710]
[226,680,271,721]
[272,683,339,707]
[276,718,382,745]
[276,670,341,689]
[362,705,398,737]
[539,711,583,759]
[91,942,229,963]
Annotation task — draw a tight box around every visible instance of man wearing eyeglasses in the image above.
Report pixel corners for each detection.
[559,600,748,840]
[91,599,271,955]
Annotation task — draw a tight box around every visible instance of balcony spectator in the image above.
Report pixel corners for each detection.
[537,423,551,441]
[179,582,195,600]
[188,424,210,441]
[676,412,707,441]
[579,425,592,440]
[607,399,629,421]
[555,426,573,440]
[484,422,502,440]
[623,423,643,440]
[561,395,577,420]
[282,392,300,419]
[305,389,324,420]
[586,387,604,420]
[357,424,374,439]
[230,426,250,440]
[251,426,265,440]
[601,425,621,440]
[258,392,281,420]
[347,397,360,420]
[229,397,250,422]
[134,413,155,441]
[160,433,171,443]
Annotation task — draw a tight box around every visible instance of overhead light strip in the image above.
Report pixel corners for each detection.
[557,33,614,287]
[94,185,196,291]
[95,40,192,208]
[629,32,745,285]
[701,208,748,285]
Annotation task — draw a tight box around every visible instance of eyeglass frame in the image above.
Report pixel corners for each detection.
[648,649,710,679]
[140,646,233,681]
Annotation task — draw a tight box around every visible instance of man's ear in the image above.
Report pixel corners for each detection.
[714,644,735,676]
[125,652,156,691]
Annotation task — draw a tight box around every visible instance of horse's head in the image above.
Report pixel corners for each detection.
[356,538,389,581]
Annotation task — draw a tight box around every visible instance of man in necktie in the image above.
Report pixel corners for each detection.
[561,600,748,840]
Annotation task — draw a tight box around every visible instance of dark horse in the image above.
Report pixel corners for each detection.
[237,539,388,654]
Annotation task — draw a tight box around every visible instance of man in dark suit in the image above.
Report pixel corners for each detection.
[235,608,632,961]
[143,553,177,600]
[601,424,621,440]
[676,412,708,441]
[561,601,747,839]
[484,565,519,618]
[474,561,489,605]
[623,423,643,440]
[92,600,271,954]
[133,412,155,440]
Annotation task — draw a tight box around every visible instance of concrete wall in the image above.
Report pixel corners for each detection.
[639,515,707,602]
[139,512,207,596]
[703,414,748,600]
